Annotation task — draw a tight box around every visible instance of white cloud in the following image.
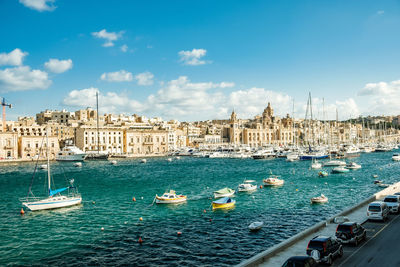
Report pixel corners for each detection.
[377,10,384,15]
[44,58,73,73]
[62,87,143,114]
[357,79,400,115]
[178,48,209,66]
[19,0,55,12]
[120,44,128,52]
[92,29,124,47]
[60,76,361,121]
[100,70,133,82]
[228,87,291,119]
[0,66,51,92]
[135,72,154,86]
[0,49,28,66]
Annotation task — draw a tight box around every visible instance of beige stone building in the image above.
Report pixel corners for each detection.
[75,127,124,154]
[226,103,294,147]
[18,135,60,160]
[124,128,168,155]
[0,132,18,159]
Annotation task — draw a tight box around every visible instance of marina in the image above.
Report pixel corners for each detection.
[1,149,399,266]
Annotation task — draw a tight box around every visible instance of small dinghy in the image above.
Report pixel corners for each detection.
[39,164,47,169]
[213,187,235,198]
[212,197,236,210]
[345,162,361,170]
[155,190,187,204]
[73,162,82,167]
[238,180,257,192]
[248,221,264,231]
[263,175,284,186]
[140,159,147,163]
[318,171,329,177]
[332,166,349,173]
[167,158,173,162]
[311,194,328,204]
[110,160,117,165]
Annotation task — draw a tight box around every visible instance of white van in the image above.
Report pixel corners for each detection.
[367,201,389,221]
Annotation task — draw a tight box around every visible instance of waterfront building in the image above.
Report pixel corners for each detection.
[75,127,124,154]
[226,103,294,147]
[18,135,60,160]
[36,109,74,125]
[0,132,18,159]
[124,128,168,155]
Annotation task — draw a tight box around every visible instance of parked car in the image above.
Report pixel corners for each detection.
[367,201,389,221]
[306,236,343,265]
[335,222,366,246]
[383,195,400,213]
[281,256,318,267]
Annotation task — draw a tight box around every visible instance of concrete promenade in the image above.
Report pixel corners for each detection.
[237,182,400,267]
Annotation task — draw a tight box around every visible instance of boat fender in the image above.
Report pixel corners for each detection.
[92,201,96,204]
[138,237,143,244]
[132,197,136,202]
[101,227,104,231]
[259,185,263,189]
[139,217,143,221]
[20,208,25,215]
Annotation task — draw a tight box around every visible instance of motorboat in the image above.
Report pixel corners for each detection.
[299,151,328,160]
[252,149,275,160]
[20,129,82,211]
[286,153,299,162]
[73,162,82,167]
[140,159,147,163]
[311,160,322,169]
[110,160,117,165]
[155,190,187,204]
[345,162,361,170]
[248,221,264,231]
[167,158,173,162]
[212,197,236,210]
[392,153,400,161]
[213,187,235,198]
[39,164,48,169]
[263,175,284,186]
[332,166,350,173]
[318,171,329,177]
[56,145,87,161]
[311,194,328,204]
[340,145,361,158]
[323,160,346,167]
[238,180,257,192]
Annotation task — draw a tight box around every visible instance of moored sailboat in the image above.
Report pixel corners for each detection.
[20,129,82,211]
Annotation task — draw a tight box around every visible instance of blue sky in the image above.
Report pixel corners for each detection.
[1,0,400,121]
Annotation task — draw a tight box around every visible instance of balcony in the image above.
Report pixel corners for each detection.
[143,142,153,145]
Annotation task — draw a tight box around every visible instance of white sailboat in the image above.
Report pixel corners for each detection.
[20,128,82,211]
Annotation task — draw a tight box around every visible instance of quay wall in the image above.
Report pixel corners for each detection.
[237,181,400,267]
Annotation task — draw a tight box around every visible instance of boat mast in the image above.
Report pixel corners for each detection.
[292,99,295,146]
[46,127,51,196]
[96,91,100,155]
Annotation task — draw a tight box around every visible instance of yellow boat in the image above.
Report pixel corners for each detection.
[155,190,187,204]
[212,197,236,210]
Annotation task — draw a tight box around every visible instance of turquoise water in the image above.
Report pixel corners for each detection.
[1,152,399,266]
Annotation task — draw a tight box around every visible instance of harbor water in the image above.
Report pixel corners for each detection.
[0,151,399,266]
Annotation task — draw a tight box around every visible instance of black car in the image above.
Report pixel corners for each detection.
[281,256,318,267]
[306,236,343,265]
[335,222,366,246]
